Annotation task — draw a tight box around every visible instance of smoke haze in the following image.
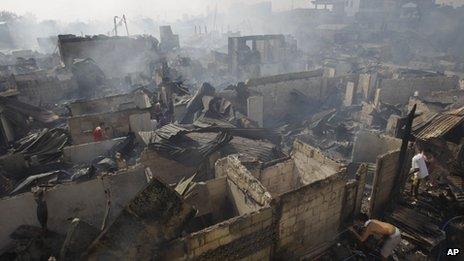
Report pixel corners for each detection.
[1,0,307,22]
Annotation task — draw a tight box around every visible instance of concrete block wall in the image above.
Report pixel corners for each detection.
[182,178,232,222]
[205,177,229,222]
[358,73,371,100]
[163,207,274,260]
[376,76,458,105]
[58,36,156,78]
[15,72,78,106]
[341,181,358,224]
[292,139,344,185]
[354,164,368,216]
[161,150,357,260]
[370,150,399,217]
[369,147,414,218]
[358,102,375,126]
[343,81,356,106]
[259,159,297,196]
[247,96,264,127]
[161,155,276,260]
[139,149,196,185]
[275,174,346,259]
[63,137,125,164]
[182,182,213,217]
[351,130,402,163]
[68,108,150,144]
[358,73,378,102]
[215,155,272,206]
[0,165,149,249]
[69,93,134,116]
[246,73,328,127]
[228,179,262,215]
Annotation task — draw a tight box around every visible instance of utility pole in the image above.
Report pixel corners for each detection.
[123,15,129,36]
[113,16,119,36]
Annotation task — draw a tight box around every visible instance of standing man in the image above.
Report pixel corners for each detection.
[350,213,401,261]
[93,122,106,142]
[409,144,430,198]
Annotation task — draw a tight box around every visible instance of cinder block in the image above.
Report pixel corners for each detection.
[189,236,202,250]
[219,235,233,245]
[205,226,229,243]
[262,218,272,228]
[244,222,262,235]
[252,212,267,225]
[199,239,220,253]
[279,235,293,247]
[281,216,296,229]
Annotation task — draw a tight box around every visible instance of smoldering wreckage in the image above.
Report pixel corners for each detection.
[0,3,464,261]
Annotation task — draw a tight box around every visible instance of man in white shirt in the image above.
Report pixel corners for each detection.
[409,145,430,198]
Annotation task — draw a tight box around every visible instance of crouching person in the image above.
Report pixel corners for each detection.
[349,213,401,261]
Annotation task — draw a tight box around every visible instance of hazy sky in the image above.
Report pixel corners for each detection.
[1,0,306,22]
[2,0,212,21]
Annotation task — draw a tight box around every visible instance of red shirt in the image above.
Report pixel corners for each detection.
[93,126,103,142]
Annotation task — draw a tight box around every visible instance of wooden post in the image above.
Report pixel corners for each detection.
[388,104,416,212]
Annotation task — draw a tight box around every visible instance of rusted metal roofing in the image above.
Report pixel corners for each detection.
[155,123,189,141]
[414,107,464,140]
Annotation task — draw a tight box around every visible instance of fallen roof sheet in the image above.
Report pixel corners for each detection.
[153,123,190,141]
[12,128,69,165]
[186,132,284,163]
[149,131,233,166]
[0,97,60,124]
[446,175,464,202]
[412,111,438,133]
[388,206,445,251]
[413,107,464,140]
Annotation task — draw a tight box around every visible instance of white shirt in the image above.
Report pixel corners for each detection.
[411,153,429,179]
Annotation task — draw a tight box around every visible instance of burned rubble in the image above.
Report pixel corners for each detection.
[0,1,464,261]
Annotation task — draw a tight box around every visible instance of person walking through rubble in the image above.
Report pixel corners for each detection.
[350,213,401,261]
[409,144,430,199]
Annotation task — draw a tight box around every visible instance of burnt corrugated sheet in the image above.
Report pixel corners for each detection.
[388,206,445,251]
[186,132,284,163]
[412,111,437,133]
[0,97,60,124]
[155,123,190,141]
[149,132,233,166]
[446,175,464,202]
[146,123,284,165]
[414,107,464,140]
[193,116,236,129]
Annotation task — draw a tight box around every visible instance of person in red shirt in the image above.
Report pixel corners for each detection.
[93,122,105,142]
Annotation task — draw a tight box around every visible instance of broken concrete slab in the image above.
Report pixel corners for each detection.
[59,218,100,260]
[84,176,196,260]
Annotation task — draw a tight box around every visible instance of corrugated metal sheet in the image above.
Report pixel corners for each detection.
[145,123,285,164]
[412,111,437,133]
[414,107,464,140]
[186,132,283,163]
[389,206,445,251]
[155,123,189,140]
